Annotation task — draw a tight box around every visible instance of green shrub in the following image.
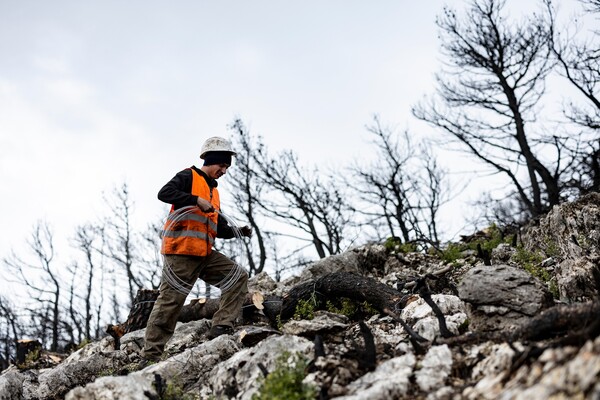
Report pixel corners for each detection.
[252,352,316,400]
[440,224,514,264]
[544,238,561,258]
[441,243,465,263]
[384,237,418,253]
[548,280,560,299]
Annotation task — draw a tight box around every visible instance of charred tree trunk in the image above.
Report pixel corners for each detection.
[280,271,406,320]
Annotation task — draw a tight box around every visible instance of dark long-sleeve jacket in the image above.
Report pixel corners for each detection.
[158,166,235,239]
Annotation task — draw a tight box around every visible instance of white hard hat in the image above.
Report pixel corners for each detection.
[200,137,237,159]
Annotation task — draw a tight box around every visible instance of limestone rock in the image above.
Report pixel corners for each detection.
[464,336,600,399]
[209,334,314,399]
[282,311,349,336]
[401,295,468,341]
[298,244,388,281]
[337,353,416,399]
[23,347,131,399]
[415,345,453,392]
[67,334,240,399]
[521,192,600,301]
[555,257,600,302]
[66,374,154,400]
[0,368,26,400]
[236,325,281,347]
[491,243,516,264]
[458,264,553,332]
[248,271,279,294]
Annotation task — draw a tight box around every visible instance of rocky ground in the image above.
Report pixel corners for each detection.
[0,192,599,399]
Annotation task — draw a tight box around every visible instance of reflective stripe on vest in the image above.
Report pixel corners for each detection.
[161,169,220,256]
[165,212,218,233]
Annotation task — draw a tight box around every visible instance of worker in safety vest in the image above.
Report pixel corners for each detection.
[141,136,251,364]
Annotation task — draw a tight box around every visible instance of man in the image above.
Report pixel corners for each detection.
[141,136,251,363]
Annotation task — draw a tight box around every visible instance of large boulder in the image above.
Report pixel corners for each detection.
[458,265,553,332]
[521,192,600,302]
[67,334,240,399]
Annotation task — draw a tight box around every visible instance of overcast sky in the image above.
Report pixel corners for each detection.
[0,0,588,262]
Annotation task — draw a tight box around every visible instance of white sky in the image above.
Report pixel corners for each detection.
[0,0,590,263]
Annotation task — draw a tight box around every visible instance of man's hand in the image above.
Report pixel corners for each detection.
[196,198,215,213]
[239,226,253,237]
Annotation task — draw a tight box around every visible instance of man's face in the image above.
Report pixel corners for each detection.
[205,163,230,179]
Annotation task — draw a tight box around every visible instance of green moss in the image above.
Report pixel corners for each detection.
[514,246,550,281]
[157,377,199,400]
[293,298,316,321]
[326,298,378,320]
[97,367,116,377]
[77,338,91,350]
[252,352,316,400]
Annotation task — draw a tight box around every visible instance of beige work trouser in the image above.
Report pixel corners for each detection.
[142,251,248,361]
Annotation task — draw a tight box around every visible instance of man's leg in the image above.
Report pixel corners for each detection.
[142,254,201,360]
[199,251,249,328]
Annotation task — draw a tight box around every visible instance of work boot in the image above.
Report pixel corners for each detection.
[207,325,233,339]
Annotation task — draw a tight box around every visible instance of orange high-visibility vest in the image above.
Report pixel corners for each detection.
[161,169,220,256]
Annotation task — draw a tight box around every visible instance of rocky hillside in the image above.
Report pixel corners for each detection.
[0,193,599,399]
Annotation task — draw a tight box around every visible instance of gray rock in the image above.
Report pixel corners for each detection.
[209,334,314,400]
[415,345,453,392]
[465,336,600,399]
[236,325,281,347]
[248,271,279,294]
[64,336,116,363]
[520,192,600,301]
[24,348,131,399]
[66,334,240,399]
[298,244,388,281]
[555,258,600,302]
[282,311,349,336]
[0,367,26,400]
[458,265,553,332]
[401,295,468,341]
[66,374,154,400]
[491,243,516,264]
[337,353,416,399]
[142,334,240,387]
